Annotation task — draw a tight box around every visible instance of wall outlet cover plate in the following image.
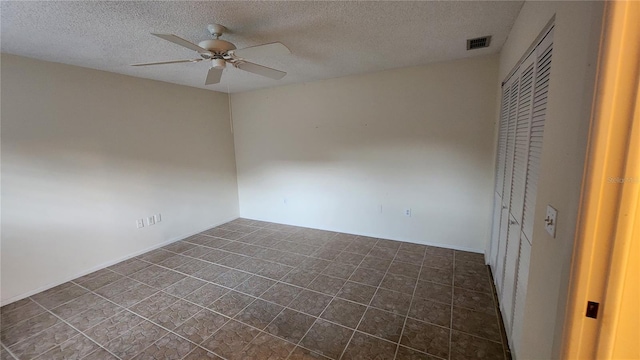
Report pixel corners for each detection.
[545,205,557,238]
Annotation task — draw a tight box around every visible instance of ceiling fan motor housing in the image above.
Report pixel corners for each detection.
[198,39,236,54]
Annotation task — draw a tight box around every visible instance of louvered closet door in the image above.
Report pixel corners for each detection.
[495,77,520,294]
[501,55,535,329]
[511,29,553,349]
[489,87,511,268]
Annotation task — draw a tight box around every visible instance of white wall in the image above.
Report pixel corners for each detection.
[496,2,604,359]
[1,54,239,304]
[232,55,498,252]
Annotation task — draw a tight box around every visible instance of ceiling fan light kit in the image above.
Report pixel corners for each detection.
[132,24,290,86]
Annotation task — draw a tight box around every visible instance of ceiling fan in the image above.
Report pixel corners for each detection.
[132,24,290,85]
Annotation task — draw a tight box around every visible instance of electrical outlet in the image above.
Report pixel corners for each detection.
[136,219,144,229]
[147,216,156,226]
[154,213,162,223]
[545,205,557,237]
[404,208,412,217]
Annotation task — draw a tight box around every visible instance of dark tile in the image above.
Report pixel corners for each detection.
[320,298,366,329]
[423,255,453,270]
[350,268,385,287]
[414,280,453,305]
[266,309,315,343]
[107,283,156,308]
[370,288,412,315]
[129,265,170,283]
[32,283,88,309]
[67,301,124,332]
[51,293,104,320]
[149,299,201,330]
[256,262,294,280]
[35,335,99,360]
[260,283,302,307]
[375,239,402,249]
[234,275,276,297]
[300,319,353,359]
[158,254,191,269]
[282,269,320,287]
[453,288,496,315]
[183,347,224,359]
[308,275,346,296]
[83,348,119,360]
[95,278,143,299]
[181,245,212,258]
[203,228,246,240]
[185,284,229,307]
[1,298,33,313]
[129,292,178,318]
[321,264,355,281]
[175,309,229,344]
[455,251,485,264]
[357,307,405,342]
[394,251,425,266]
[368,246,398,260]
[145,270,186,290]
[312,248,341,261]
[452,307,501,342]
[163,241,197,254]
[455,260,488,277]
[388,261,421,279]
[85,310,144,345]
[453,272,493,294]
[360,256,392,271]
[409,297,451,327]
[212,269,251,288]
[235,258,269,273]
[103,321,167,359]
[425,246,454,258]
[76,271,123,291]
[334,252,366,266]
[450,331,504,360]
[396,345,441,359]
[342,332,397,360]
[380,273,417,295]
[420,266,453,285]
[234,299,284,330]
[208,291,255,317]
[131,333,194,360]
[164,277,206,298]
[198,249,232,263]
[193,264,229,282]
[336,281,377,305]
[237,332,295,359]
[1,312,59,346]
[174,259,210,275]
[299,258,331,272]
[1,299,45,327]
[288,346,331,360]
[399,243,427,254]
[289,290,333,316]
[201,320,259,359]
[7,322,79,360]
[344,243,374,255]
[400,318,450,358]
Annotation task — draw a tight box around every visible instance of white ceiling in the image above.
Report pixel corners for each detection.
[1,1,523,93]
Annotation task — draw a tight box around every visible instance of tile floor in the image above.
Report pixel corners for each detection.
[1,219,510,360]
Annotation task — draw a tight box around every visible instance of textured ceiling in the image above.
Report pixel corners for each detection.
[1,1,523,93]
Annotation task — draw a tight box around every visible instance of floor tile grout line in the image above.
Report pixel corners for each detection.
[335,240,400,360]
[28,296,125,360]
[393,247,428,360]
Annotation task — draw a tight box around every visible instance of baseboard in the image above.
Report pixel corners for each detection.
[0,216,238,307]
[242,216,486,254]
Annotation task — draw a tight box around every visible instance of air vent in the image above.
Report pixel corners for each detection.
[467,36,492,50]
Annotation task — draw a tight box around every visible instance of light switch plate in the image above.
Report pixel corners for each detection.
[136,219,144,229]
[154,213,162,223]
[545,205,557,238]
[147,216,156,226]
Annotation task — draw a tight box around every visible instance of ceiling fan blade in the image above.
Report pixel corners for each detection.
[236,61,286,80]
[233,42,291,59]
[205,67,223,85]
[131,59,202,66]
[151,33,209,53]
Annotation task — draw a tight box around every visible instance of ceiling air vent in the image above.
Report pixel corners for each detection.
[467,36,492,50]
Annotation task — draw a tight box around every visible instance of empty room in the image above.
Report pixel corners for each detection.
[2,1,638,360]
